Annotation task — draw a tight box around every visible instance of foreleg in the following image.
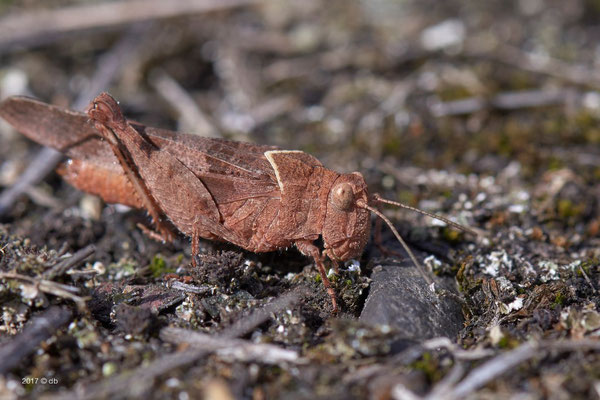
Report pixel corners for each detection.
[296,240,338,313]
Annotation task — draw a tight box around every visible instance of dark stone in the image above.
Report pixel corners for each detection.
[89,282,185,329]
[114,303,156,335]
[360,260,464,341]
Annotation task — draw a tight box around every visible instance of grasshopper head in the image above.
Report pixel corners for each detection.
[322,172,371,262]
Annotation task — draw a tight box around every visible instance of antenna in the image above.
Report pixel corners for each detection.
[372,194,479,236]
[357,201,434,286]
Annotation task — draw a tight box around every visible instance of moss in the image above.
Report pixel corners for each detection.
[553,292,566,308]
[437,86,473,102]
[382,134,402,154]
[441,227,462,244]
[149,255,174,278]
[497,335,520,349]
[578,259,597,275]
[410,352,443,383]
[547,157,565,171]
[557,199,584,219]
[456,259,482,292]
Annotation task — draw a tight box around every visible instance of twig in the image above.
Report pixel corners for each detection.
[466,42,600,89]
[43,244,96,280]
[215,41,260,112]
[0,272,87,310]
[46,288,306,400]
[21,184,63,210]
[441,339,600,400]
[149,69,220,138]
[161,327,304,364]
[45,348,210,400]
[223,287,305,338]
[392,383,423,400]
[421,337,495,361]
[0,148,62,217]
[0,0,259,52]
[0,24,149,217]
[168,280,212,295]
[425,363,466,400]
[392,339,600,400]
[579,264,597,294]
[249,95,298,128]
[429,88,580,117]
[443,342,538,399]
[263,47,359,83]
[0,307,72,375]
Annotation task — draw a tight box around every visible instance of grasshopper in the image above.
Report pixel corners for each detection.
[0,93,477,311]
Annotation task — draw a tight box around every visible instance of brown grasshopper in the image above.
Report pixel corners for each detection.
[0,92,476,312]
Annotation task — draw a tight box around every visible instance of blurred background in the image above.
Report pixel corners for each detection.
[2,0,600,172]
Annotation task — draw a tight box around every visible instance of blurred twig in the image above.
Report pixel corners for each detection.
[429,88,581,117]
[43,244,96,280]
[392,339,600,400]
[161,327,305,364]
[0,307,73,375]
[421,337,494,360]
[149,69,220,138]
[223,287,306,338]
[0,0,259,53]
[168,280,213,295]
[466,42,600,89]
[0,272,87,310]
[46,288,306,400]
[263,47,360,83]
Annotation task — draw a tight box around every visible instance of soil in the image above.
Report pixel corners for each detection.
[1,0,600,399]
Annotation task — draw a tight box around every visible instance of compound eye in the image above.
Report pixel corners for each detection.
[331,182,355,211]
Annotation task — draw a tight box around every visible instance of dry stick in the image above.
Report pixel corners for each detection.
[248,95,298,128]
[466,42,600,89]
[43,244,95,280]
[437,339,600,400]
[161,327,304,365]
[430,88,580,117]
[21,184,63,210]
[393,339,600,400]
[47,288,305,400]
[440,342,539,400]
[168,280,212,295]
[425,363,466,400]
[263,47,358,83]
[421,337,495,361]
[0,24,149,217]
[578,264,597,293]
[0,0,259,52]
[0,272,87,310]
[214,42,260,112]
[221,287,306,338]
[149,69,220,138]
[0,307,72,375]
